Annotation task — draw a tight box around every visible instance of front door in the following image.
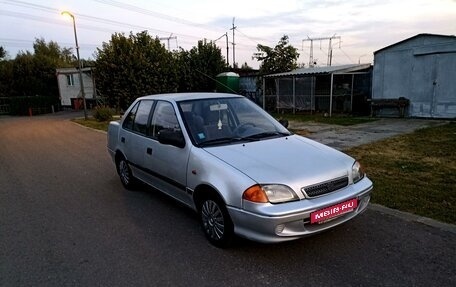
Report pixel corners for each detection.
[142,101,192,206]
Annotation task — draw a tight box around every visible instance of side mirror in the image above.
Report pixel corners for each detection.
[278,119,289,128]
[157,128,185,148]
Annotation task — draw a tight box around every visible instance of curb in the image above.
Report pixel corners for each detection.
[70,119,108,134]
[369,203,456,234]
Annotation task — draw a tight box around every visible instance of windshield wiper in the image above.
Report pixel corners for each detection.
[243,131,291,140]
[198,137,246,147]
[198,132,291,147]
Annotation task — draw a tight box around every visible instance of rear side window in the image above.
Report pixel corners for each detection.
[122,102,140,130]
[132,100,154,135]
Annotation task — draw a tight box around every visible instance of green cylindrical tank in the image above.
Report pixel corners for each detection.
[216,72,239,94]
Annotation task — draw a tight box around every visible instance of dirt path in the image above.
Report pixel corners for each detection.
[289,118,448,150]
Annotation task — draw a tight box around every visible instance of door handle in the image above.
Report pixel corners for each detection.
[121,137,125,143]
[146,147,152,155]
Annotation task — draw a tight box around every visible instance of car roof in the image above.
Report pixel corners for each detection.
[137,92,243,102]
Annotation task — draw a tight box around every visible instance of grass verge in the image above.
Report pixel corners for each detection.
[72,117,112,132]
[345,122,456,224]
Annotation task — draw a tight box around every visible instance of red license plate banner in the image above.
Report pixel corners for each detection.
[310,198,358,224]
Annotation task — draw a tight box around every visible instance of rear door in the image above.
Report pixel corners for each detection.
[119,100,155,180]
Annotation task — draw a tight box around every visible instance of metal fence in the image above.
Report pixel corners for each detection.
[0,97,10,115]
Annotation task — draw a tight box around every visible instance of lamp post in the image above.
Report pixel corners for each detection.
[61,11,88,120]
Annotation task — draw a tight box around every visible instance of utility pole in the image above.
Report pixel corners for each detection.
[302,37,315,67]
[215,32,229,66]
[159,34,177,51]
[225,32,229,67]
[230,17,236,68]
[302,35,341,66]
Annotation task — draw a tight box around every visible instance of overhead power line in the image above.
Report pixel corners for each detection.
[3,0,172,35]
[2,0,213,43]
[338,47,356,64]
[0,9,121,35]
[0,37,100,49]
[303,35,341,66]
[235,28,263,46]
[158,34,177,51]
[94,0,225,33]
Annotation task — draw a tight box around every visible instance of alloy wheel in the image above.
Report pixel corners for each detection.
[201,200,225,241]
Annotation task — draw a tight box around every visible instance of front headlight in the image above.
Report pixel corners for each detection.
[243,184,298,204]
[352,161,365,183]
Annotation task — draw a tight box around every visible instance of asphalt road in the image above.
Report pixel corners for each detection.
[1,113,455,287]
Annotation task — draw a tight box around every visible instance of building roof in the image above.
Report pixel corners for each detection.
[56,67,93,74]
[264,64,371,78]
[374,33,456,55]
[216,72,239,77]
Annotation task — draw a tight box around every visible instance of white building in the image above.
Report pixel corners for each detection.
[56,67,95,109]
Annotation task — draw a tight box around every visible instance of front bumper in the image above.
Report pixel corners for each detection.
[227,177,373,243]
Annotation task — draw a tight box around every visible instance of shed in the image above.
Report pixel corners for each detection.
[215,72,239,94]
[263,64,372,115]
[236,69,260,103]
[56,67,96,109]
[372,34,456,118]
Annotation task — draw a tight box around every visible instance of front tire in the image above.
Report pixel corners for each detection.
[200,196,234,248]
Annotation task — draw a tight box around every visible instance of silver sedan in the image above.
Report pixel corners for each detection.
[107,93,373,247]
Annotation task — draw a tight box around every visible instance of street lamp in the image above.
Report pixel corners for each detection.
[61,11,88,120]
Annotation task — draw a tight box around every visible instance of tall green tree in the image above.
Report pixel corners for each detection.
[186,40,227,92]
[95,33,227,109]
[253,35,299,75]
[174,48,192,92]
[0,51,13,98]
[0,39,75,114]
[95,31,178,109]
[2,39,74,98]
[0,46,6,60]
[33,38,74,65]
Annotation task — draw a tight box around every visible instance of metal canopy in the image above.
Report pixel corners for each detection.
[262,64,372,116]
[264,64,371,78]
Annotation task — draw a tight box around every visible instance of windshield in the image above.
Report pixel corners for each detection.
[178,97,291,146]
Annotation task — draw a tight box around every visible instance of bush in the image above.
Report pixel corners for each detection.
[93,106,114,121]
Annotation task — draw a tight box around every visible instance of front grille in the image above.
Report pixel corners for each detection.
[302,177,349,198]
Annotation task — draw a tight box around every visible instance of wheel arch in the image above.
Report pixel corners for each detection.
[193,184,226,212]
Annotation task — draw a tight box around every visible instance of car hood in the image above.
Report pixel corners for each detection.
[203,135,353,191]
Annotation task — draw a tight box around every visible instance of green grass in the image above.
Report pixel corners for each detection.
[346,122,456,224]
[272,112,378,126]
[72,117,112,132]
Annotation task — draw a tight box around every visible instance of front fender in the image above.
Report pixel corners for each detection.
[187,147,256,208]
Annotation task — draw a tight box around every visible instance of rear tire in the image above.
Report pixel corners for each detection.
[116,156,137,190]
[199,195,234,248]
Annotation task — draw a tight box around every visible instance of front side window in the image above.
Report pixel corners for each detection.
[150,101,181,138]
